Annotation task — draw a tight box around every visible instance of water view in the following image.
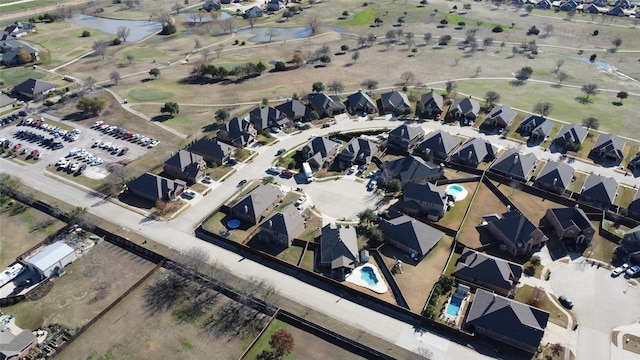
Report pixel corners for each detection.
[67,14,163,42]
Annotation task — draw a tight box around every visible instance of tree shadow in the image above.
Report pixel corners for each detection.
[575,96,592,104]
[151,114,173,122]
[612,101,623,106]
[509,80,526,86]
[62,111,91,121]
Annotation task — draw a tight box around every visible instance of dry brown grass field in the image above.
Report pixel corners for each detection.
[457,183,508,249]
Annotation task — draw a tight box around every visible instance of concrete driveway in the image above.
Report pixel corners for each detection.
[550,260,640,360]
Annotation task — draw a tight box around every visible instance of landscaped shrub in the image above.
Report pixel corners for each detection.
[81,30,91,37]
[273,61,286,71]
[527,25,540,36]
[492,25,504,33]
[589,54,597,62]
[112,37,121,45]
[160,23,176,35]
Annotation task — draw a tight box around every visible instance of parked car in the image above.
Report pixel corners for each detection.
[12,143,22,152]
[30,149,39,158]
[281,169,293,178]
[367,179,378,191]
[182,190,196,199]
[612,263,630,277]
[201,176,213,184]
[276,148,286,156]
[270,126,280,134]
[238,179,247,187]
[558,295,573,309]
[267,166,281,175]
[322,122,331,128]
[295,196,307,207]
[626,265,640,277]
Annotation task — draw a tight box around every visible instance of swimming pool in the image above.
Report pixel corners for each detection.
[346,264,388,294]
[446,297,462,316]
[445,184,469,201]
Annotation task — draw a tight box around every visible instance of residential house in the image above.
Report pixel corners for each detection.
[628,152,640,171]
[163,150,205,184]
[258,204,305,247]
[484,211,548,257]
[244,6,263,18]
[229,184,283,225]
[307,92,346,118]
[0,325,38,360]
[301,136,341,169]
[464,289,549,353]
[380,155,445,185]
[3,22,36,37]
[454,247,523,296]
[484,105,516,128]
[489,149,538,182]
[379,213,444,259]
[345,90,377,115]
[249,106,290,133]
[607,5,626,15]
[0,94,17,111]
[336,136,380,169]
[628,190,640,221]
[275,99,313,122]
[559,0,578,11]
[387,124,424,153]
[519,115,552,142]
[216,117,256,148]
[188,137,235,166]
[534,161,574,194]
[534,0,552,9]
[579,174,618,209]
[589,133,626,163]
[619,225,640,254]
[402,182,448,220]
[553,123,588,148]
[0,37,39,65]
[266,0,288,11]
[450,137,497,168]
[614,0,631,8]
[418,89,445,118]
[448,97,480,123]
[320,224,359,279]
[582,4,601,14]
[202,0,221,11]
[380,90,411,114]
[127,173,186,202]
[542,207,596,247]
[12,78,55,100]
[592,0,608,7]
[415,130,461,160]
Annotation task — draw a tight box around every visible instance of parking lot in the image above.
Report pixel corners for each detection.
[550,261,640,360]
[0,112,152,179]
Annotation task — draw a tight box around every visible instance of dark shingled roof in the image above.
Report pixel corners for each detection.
[307,92,346,117]
[548,207,594,233]
[485,211,542,252]
[259,204,305,240]
[380,90,410,110]
[536,161,574,191]
[520,115,552,137]
[13,78,56,97]
[187,137,235,161]
[455,247,523,294]
[419,89,444,113]
[590,133,626,160]
[486,105,517,127]
[345,90,377,113]
[489,149,538,181]
[230,184,282,221]
[320,224,359,270]
[554,123,588,145]
[416,130,461,157]
[465,289,549,353]
[449,97,480,119]
[403,182,447,208]
[581,174,618,205]
[452,137,497,165]
[275,99,313,121]
[164,150,203,179]
[379,214,444,256]
[127,173,185,201]
[381,155,444,184]
[389,124,423,142]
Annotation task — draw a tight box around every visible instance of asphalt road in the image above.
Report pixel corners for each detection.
[2,113,639,358]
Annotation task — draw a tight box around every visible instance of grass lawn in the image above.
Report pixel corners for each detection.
[300,248,315,272]
[622,144,639,169]
[437,182,477,230]
[244,318,365,360]
[443,249,462,276]
[275,244,304,265]
[127,87,174,102]
[567,171,588,194]
[583,230,618,264]
[0,67,45,87]
[0,0,51,13]
[4,240,155,330]
[530,159,547,180]
[602,220,631,239]
[0,201,66,267]
[206,165,235,181]
[514,284,569,328]
[57,270,263,360]
[502,185,567,224]
[297,212,322,242]
[189,183,208,193]
[202,211,253,243]
[457,183,508,249]
[378,236,454,313]
[129,103,223,139]
[615,185,637,209]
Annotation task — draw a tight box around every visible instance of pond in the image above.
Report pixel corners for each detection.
[67,14,163,42]
[179,11,232,23]
[237,25,348,43]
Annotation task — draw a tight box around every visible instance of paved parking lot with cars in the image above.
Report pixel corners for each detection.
[550,261,640,360]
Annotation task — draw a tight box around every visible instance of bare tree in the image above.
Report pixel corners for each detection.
[219,18,236,33]
[475,66,482,77]
[110,71,121,85]
[361,79,378,94]
[194,39,202,50]
[351,50,360,63]
[327,80,344,95]
[357,36,367,49]
[265,28,280,42]
[172,2,184,14]
[178,247,210,272]
[215,45,224,59]
[153,10,171,25]
[117,26,131,42]
[124,54,135,64]
[93,41,108,60]
[85,76,96,91]
[401,71,415,85]
[611,37,622,50]
[247,14,258,28]
[543,24,554,37]
[423,32,432,45]
[533,101,552,116]
[405,32,415,49]
[556,71,567,86]
[307,14,321,35]
[201,48,211,61]
[554,59,565,73]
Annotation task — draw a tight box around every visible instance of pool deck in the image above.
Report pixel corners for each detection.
[441,294,469,327]
[346,264,389,294]
[445,184,469,202]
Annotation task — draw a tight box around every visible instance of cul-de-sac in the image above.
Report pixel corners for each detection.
[1,0,639,358]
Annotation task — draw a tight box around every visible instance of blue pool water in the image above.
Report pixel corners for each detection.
[446,297,462,316]
[446,185,464,197]
[360,266,379,286]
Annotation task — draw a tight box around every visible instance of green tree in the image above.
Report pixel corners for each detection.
[529,255,541,266]
[312,82,325,93]
[215,109,230,123]
[616,91,628,104]
[581,83,599,101]
[438,274,455,292]
[358,208,377,224]
[368,227,384,245]
[76,96,108,116]
[515,66,533,82]
[160,102,180,117]
[149,67,161,78]
[445,80,457,95]
[386,179,401,192]
[319,55,331,65]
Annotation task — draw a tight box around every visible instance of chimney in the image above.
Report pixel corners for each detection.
[468,150,472,159]
[268,220,273,228]
[513,154,519,164]
[244,205,248,214]
[553,177,557,185]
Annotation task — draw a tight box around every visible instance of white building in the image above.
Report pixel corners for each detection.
[26,242,77,279]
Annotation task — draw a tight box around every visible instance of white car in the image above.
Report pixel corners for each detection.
[626,265,640,277]
[267,166,281,175]
[148,140,159,148]
[92,139,102,148]
[612,263,630,277]
[201,176,213,184]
